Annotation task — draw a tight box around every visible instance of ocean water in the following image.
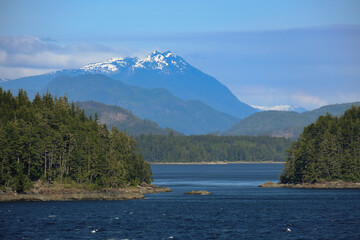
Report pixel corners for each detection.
[1,164,359,239]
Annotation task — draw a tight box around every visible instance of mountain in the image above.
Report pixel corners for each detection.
[77,101,182,136]
[81,51,257,118]
[0,51,257,119]
[251,104,306,113]
[224,101,360,138]
[43,74,239,135]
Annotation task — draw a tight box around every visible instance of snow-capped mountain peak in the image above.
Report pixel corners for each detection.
[136,51,187,72]
[80,51,188,74]
[251,104,307,113]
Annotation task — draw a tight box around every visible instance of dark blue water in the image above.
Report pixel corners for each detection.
[1,164,360,239]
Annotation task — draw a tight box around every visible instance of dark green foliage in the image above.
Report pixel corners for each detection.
[280,106,360,184]
[77,101,182,136]
[134,134,291,163]
[0,88,152,192]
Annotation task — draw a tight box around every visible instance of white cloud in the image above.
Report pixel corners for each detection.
[0,36,130,79]
[333,92,360,104]
[0,50,7,62]
[232,84,329,110]
[291,93,327,109]
[0,66,55,79]
[232,85,290,106]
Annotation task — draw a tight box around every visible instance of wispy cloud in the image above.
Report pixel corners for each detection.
[0,36,124,78]
[0,26,359,108]
[232,85,329,109]
[291,93,327,109]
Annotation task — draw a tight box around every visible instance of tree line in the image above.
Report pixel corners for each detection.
[0,88,152,192]
[134,134,292,163]
[280,106,360,184]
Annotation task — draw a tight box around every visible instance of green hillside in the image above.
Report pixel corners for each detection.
[77,101,182,136]
[225,102,360,138]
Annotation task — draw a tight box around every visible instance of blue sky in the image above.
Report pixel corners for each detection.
[0,0,360,109]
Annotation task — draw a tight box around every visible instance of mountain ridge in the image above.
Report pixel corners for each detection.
[0,51,257,119]
[225,101,360,138]
[77,100,182,136]
[43,74,239,135]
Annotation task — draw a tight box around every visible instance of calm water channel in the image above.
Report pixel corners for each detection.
[1,163,359,239]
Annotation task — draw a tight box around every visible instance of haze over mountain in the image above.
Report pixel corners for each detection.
[43,74,238,135]
[77,101,181,136]
[225,101,360,138]
[0,51,257,119]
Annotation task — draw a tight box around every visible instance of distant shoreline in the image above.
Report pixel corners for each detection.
[150,161,284,165]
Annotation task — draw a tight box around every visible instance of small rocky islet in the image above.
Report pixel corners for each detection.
[184,190,212,195]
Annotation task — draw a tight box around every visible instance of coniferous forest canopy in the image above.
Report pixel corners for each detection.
[0,88,152,192]
[280,106,360,184]
[134,134,291,163]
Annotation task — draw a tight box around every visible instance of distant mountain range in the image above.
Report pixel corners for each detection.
[77,101,181,136]
[0,51,257,119]
[2,51,357,137]
[251,104,306,113]
[43,74,238,135]
[224,102,360,138]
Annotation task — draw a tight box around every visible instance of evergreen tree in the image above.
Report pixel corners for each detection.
[280,106,360,184]
[0,88,152,192]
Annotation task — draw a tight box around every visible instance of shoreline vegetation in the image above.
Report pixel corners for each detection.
[0,89,153,194]
[259,180,360,189]
[0,180,171,202]
[135,135,291,163]
[134,134,291,163]
[261,106,360,189]
[151,161,284,165]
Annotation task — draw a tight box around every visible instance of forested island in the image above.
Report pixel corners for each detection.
[0,88,170,201]
[261,106,360,188]
[135,134,291,163]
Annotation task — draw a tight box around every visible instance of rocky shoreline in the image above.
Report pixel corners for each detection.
[151,161,284,165]
[0,181,171,202]
[259,180,360,189]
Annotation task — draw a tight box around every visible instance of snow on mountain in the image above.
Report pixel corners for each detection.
[80,51,188,74]
[0,50,257,120]
[0,77,8,83]
[251,104,307,113]
[81,57,135,73]
[78,50,256,119]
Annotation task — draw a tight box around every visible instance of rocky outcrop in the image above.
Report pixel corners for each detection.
[259,180,360,189]
[0,181,172,202]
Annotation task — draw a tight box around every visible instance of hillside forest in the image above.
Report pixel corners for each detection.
[135,134,291,163]
[0,88,152,192]
[280,106,360,184]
